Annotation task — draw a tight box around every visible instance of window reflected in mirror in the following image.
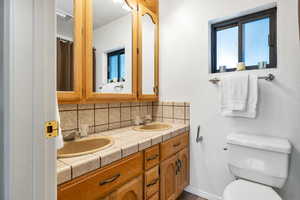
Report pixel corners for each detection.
[56,0,75,92]
[92,0,133,94]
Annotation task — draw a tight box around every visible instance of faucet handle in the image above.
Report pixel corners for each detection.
[79,124,90,138]
[134,116,142,126]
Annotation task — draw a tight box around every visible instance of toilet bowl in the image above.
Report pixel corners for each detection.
[223,133,292,200]
[223,179,281,200]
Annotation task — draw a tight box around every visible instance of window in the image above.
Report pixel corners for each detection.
[107,49,126,83]
[211,8,277,73]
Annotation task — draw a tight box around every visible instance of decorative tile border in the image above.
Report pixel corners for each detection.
[59,101,190,136]
[152,101,190,125]
[59,102,153,136]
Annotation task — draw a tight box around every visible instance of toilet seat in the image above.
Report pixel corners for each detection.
[223,179,281,200]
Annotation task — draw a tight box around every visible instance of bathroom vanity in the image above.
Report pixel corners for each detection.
[57,123,189,200]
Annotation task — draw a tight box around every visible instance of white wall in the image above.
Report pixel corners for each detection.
[0,0,4,198]
[57,16,73,41]
[93,14,132,94]
[159,0,300,199]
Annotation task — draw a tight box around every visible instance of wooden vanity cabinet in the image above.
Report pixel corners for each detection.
[177,148,189,195]
[160,148,189,200]
[114,175,143,200]
[160,133,189,200]
[58,133,189,200]
[58,152,143,200]
[160,154,178,200]
[101,176,143,200]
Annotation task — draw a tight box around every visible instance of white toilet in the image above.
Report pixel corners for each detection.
[224,133,292,200]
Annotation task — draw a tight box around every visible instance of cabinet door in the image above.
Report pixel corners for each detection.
[99,193,116,200]
[160,154,177,200]
[137,4,159,101]
[57,0,83,103]
[115,176,143,200]
[84,0,139,102]
[177,148,189,196]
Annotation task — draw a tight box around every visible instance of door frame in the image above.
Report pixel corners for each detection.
[2,0,56,200]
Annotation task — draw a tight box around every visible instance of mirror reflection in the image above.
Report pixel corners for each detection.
[142,13,156,95]
[56,0,75,92]
[92,0,133,94]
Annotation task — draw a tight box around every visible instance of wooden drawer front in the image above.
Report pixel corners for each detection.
[144,145,160,170]
[144,166,160,199]
[58,152,143,200]
[160,133,188,161]
[148,192,159,200]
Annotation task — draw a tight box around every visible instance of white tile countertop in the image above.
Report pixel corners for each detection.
[57,122,190,185]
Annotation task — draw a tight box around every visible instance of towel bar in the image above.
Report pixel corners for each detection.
[209,73,275,84]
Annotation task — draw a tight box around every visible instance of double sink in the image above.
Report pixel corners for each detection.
[58,123,172,158]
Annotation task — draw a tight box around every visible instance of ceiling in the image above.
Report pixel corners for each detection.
[56,0,130,29]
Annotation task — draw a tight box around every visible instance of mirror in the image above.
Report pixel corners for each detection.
[91,0,133,94]
[141,13,156,95]
[56,0,75,92]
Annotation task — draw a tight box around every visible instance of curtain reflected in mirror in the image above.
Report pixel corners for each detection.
[56,0,75,92]
[57,38,74,91]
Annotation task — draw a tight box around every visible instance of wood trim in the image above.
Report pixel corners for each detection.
[139,0,158,14]
[137,3,159,101]
[58,0,83,103]
[84,0,138,103]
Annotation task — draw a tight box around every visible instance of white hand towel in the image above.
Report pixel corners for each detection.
[220,74,249,111]
[221,74,258,118]
[55,99,64,150]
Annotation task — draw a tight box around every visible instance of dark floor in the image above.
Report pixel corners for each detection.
[177,192,207,200]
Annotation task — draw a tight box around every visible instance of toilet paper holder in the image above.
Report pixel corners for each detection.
[196,125,203,143]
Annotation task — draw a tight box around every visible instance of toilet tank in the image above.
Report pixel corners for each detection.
[227,133,292,188]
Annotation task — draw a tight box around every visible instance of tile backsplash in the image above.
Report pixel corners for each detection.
[152,102,190,124]
[59,101,190,136]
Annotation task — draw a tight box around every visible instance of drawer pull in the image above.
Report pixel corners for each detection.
[173,142,181,147]
[175,159,180,175]
[146,154,159,161]
[146,178,159,187]
[99,173,121,186]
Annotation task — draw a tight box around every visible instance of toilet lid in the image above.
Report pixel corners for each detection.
[223,180,281,200]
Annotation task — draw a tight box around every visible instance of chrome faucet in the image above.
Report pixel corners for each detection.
[134,115,152,126]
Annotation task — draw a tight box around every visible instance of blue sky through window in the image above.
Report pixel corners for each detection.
[216,26,238,70]
[108,55,118,81]
[243,17,270,66]
[216,17,270,70]
[108,49,125,82]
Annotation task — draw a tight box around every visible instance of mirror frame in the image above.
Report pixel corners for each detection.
[57,0,83,104]
[137,4,159,101]
[84,0,138,102]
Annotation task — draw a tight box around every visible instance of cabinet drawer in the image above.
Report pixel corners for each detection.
[144,145,160,170]
[58,152,143,200]
[148,192,159,200]
[144,166,160,199]
[160,132,188,161]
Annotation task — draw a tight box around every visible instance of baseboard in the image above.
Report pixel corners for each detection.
[184,185,222,200]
